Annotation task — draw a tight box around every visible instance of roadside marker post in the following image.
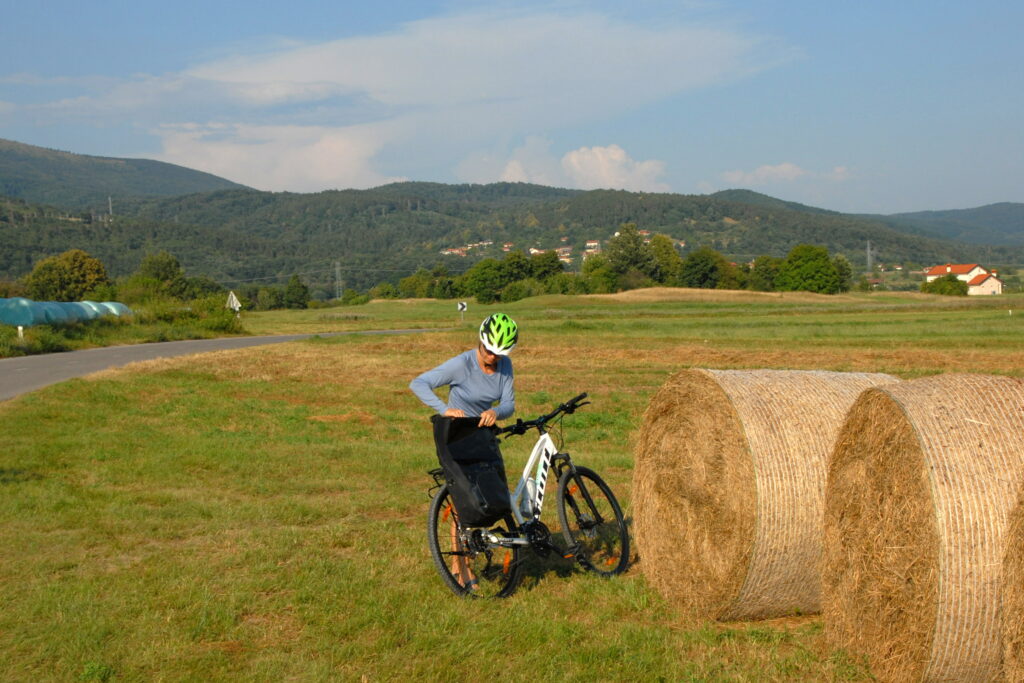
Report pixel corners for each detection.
[458,301,467,323]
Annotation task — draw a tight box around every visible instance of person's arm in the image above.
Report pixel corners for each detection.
[409,355,463,415]
[492,360,515,420]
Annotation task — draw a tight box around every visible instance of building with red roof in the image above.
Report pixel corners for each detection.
[925,263,1002,295]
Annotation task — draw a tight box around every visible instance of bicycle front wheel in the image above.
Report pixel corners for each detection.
[556,466,629,576]
[426,484,523,598]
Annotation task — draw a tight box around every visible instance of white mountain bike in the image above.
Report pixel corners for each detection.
[426,393,629,598]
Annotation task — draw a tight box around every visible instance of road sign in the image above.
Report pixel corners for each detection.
[226,291,242,314]
[457,302,467,311]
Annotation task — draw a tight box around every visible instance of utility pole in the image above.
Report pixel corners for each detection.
[108,196,113,217]
[866,240,874,274]
[335,261,343,300]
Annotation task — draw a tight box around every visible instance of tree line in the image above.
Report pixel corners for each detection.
[370,224,858,304]
[0,249,312,313]
[2,229,971,318]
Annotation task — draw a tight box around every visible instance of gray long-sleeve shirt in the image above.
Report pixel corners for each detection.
[409,349,515,419]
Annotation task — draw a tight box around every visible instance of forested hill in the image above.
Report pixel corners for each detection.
[709,189,840,216]
[0,138,249,209]
[865,203,1024,246]
[4,182,1022,294]
[118,182,1017,269]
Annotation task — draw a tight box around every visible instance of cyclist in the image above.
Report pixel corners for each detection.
[410,312,518,427]
[411,313,518,591]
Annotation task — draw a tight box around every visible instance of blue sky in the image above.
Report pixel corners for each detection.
[1,0,1021,213]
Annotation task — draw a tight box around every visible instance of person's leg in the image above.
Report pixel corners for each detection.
[449,515,477,589]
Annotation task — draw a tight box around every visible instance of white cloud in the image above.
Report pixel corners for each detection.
[184,10,785,112]
[826,165,852,181]
[157,122,405,191]
[562,145,670,192]
[8,8,794,190]
[494,136,566,187]
[720,162,853,188]
[722,162,808,185]
[465,137,669,192]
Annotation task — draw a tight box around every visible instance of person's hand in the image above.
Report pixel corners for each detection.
[444,408,466,418]
[478,409,497,427]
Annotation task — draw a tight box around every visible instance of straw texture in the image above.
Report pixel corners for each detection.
[633,368,896,621]
[1002,489,1024,681]
[823,374,1024,682]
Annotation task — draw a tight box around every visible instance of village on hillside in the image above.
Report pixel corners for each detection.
[439,233,1007,295]
[440,229,684,267]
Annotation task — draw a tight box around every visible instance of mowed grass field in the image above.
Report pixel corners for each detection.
[3,288,1024,681]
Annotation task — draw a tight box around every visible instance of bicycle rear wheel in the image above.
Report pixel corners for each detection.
[427,484,523,598]
[556,466,629,576]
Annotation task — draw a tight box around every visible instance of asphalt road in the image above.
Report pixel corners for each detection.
[0,329,431,402]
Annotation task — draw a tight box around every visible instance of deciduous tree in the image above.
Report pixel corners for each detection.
[775,244,843,294]
[136,251,187,298]
[501,251,532,283]
[649,234,683,285]
[604,223,656,277]
[284,275,310,309]
[581,254,617,293]
[920,273,968,296]
[680,247,733,289]
[529,251,564,281]
[460,258,504,304]
[748,255,783,292]
[832,254,854,293]
[24,249,110,301]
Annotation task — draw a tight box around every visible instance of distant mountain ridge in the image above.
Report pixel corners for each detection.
[5,180,1022,295]
[0,138,249,209]
[867,203,1024,246]
[2,137,1023,293]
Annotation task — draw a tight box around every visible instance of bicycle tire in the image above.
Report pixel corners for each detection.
[427,484,524,598]
[556,466,630,576]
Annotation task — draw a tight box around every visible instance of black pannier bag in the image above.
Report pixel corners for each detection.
[431,415,513,527]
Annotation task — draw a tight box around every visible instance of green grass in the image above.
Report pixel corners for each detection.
[5,288,1024,679]
[0,309,247,359]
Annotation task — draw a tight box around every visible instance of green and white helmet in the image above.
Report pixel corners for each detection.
[479,313,518,355]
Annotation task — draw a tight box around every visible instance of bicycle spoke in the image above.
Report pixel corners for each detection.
[427,485,523,598]
[556,467,629,576]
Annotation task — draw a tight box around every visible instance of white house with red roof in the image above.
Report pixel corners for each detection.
[925,263,1003,295]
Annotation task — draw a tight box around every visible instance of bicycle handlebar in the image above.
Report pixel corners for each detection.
[498,392,589,436]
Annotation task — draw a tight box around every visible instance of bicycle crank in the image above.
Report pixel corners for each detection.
[523,520,558,557]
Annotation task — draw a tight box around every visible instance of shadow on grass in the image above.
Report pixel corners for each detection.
[513,514,637,593]
[0,468,43,484]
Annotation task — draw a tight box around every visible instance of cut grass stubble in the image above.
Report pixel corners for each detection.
[6,291,1023,679]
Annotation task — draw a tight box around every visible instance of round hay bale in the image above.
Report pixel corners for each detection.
[633,368,897,621]
[823,373,1024,682]
[1004,489,1024,681]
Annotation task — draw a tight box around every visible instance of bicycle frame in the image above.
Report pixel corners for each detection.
[439,392,589,549]
[510,430,559,525]
[427,392,629,595]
